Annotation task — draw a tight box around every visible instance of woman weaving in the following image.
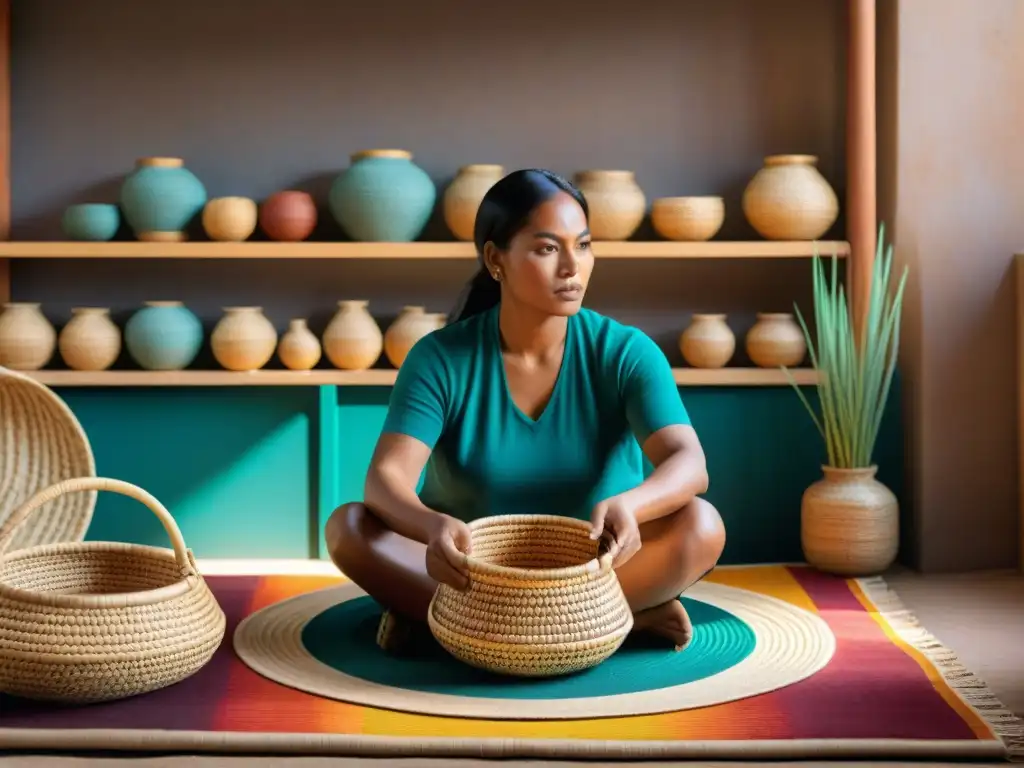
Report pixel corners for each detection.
[325,169,725,653]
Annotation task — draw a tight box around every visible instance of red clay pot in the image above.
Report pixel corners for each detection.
[259,190,317,241]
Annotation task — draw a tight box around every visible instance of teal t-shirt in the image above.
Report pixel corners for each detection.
[380,306,691,523]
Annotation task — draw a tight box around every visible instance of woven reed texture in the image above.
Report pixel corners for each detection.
[0,366,96,550]
[0,476,227,703]
[427,514,633,677]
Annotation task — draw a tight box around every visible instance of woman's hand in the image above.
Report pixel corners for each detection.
[426,514,473,591]
[590,496,642,568]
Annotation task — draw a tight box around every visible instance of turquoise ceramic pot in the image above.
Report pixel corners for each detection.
[328,149,436,242]
[124,301,204,370]
[120,157,207,241]
[61,204,120,241]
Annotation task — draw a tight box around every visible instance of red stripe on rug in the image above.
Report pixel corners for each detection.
[777,566,985,741]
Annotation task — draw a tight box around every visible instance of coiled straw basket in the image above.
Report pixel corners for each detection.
[0,366,97,550]
[427,514,633,677]
[0,476,227,703]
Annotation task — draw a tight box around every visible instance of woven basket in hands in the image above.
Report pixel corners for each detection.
[427,514,633,677]
[0,476,227,703]
[0,366,96,550]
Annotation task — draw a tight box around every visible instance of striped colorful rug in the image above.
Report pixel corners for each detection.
[1,564,1020,761]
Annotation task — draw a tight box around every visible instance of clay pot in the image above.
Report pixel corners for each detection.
[211,307,278,372]
[277,318,322,371]
[742,154,839,240]
[124,301,204,371]
[0,303,57,371]
[202,196,258,242]
[679,314,735,369]
[745,313,807,368]
[801,466,899,576]
[58,308,121,371]
[443,164,504,241]
[573,170,646,240]
[259,190,317,242]
[120,156,207,242]
[322,300,383,371]
[328,149,437,242]
[384,306,446,368]
[651,196,724,241]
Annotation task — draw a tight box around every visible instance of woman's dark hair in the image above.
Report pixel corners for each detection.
[448,168,589,323]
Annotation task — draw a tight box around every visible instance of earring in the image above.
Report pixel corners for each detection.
[492,270,501,281]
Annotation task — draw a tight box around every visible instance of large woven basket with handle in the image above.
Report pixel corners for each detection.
[0,476,226,703]
[427,514,633,677]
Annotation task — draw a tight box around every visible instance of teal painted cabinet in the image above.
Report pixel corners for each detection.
[55,378,904,565]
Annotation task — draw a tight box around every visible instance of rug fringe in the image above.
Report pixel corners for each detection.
[856,575,1024,763]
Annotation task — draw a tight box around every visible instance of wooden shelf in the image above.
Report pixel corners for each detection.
[25,367,820,387]
[0,240,849,260]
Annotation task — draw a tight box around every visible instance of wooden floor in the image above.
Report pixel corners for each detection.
[3,568,1021,768]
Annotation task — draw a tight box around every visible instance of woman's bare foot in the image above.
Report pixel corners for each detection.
[632,598,693,651]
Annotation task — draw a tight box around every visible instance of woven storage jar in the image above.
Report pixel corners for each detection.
[0,366,96,550]
[0,477,227,703]
[427,514,633,677]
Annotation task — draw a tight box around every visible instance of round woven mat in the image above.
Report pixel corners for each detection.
[0,367,96,550]
[234,580,835,720]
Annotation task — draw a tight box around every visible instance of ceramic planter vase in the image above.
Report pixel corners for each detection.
[573,170,646,240]
[211,307,278,372]
[801,466,899,576]
[384,306,446,368]
[745,312,807,367]
[259,191,318,242]
[58,308,122,371]
[0,303,56,371]
[742,154,838,240]
[124,301,204,371]
[679,314,735,369]
[61,204,120,241]
[323,300,383,371]
[277,318,322,371]
[328,150,436,242]
[443,164,504,241]
[120,157,208,242]
[202,197,258,242]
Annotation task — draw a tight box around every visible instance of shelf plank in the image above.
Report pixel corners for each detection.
[25,367,819,387]
[0,240,849,260]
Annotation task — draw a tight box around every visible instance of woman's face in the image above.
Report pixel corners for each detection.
[486,191,594,317]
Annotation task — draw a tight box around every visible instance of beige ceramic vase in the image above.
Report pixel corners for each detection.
[202,196,258,242]
[384,306,446,368]
[801,466,899,576]
[58,307,122,371]
[322,300,383,371]
[745,312,807,368]
[444,164,504,241]
[573,170,646,240]
[0,302,56,370]
[211,307,278,371]
[277,318,322,371]
[742,154,839,240]
[679,314,735,369]
[651,196,725,241]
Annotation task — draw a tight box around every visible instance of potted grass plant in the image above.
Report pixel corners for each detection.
[783,223,909,576]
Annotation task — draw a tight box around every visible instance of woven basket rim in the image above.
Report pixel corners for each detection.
[462,514,612,581]
[0,540,200,608]
[0,366,98,546]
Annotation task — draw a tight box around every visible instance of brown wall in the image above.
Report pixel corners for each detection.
[9,0,845,361]
[877,0,1024,571]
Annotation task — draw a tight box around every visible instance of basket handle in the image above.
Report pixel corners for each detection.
[0,477,195,576]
